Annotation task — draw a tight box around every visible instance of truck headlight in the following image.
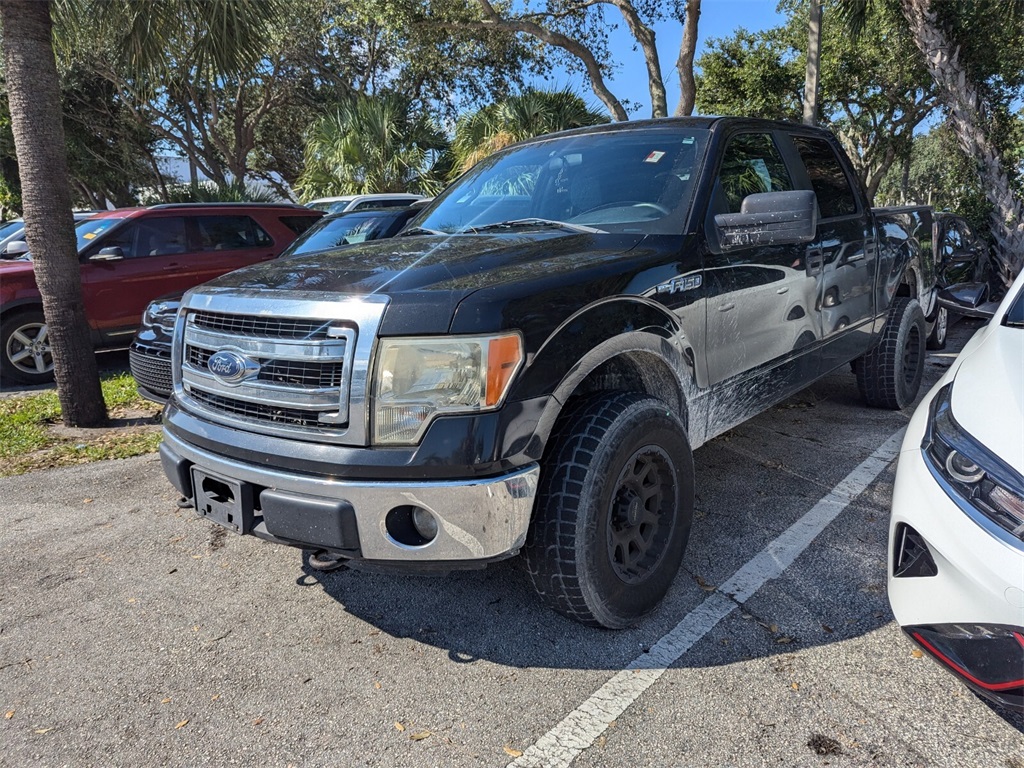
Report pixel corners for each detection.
[372,333,523,445]
[923,384,1024,541]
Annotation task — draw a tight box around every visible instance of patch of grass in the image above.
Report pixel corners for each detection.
[0,372,162,476]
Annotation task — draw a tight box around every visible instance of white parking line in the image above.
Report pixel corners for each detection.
[509,428,907,768]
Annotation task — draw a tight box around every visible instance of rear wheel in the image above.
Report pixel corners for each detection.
[524,392,694,628]
[1,309,55,384]
[855,297,925,409]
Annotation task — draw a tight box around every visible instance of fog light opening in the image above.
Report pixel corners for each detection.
[385,505,439,547]
[893,523,937,578]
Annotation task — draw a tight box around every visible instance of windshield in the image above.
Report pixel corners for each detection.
[284,211,403,255]
[0,220,24,245]
[413,127,708,235]
[75,217,126,251]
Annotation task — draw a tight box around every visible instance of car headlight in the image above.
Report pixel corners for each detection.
[923,384,1024,541]
[372,333,523,445]
[141,300,181,332]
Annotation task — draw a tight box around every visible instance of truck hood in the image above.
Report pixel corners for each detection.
[201,231,646,296]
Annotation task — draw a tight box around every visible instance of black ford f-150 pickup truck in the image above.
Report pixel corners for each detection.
[160,117,934,628]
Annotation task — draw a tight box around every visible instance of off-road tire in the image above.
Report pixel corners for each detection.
[855,297,925,409]
[524,392,694,629]
[1,309,55,385]
[926,305,948,350]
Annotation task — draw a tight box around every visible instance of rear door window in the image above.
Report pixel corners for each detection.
[791,135,858,218]
[194,215,273,251]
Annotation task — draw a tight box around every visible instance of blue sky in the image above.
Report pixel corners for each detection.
[531,1,789,118]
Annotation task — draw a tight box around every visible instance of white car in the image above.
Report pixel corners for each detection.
[888,271,1024,710]
[305,194,425,214]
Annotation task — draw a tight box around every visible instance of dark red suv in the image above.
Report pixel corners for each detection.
[0,203,322,383]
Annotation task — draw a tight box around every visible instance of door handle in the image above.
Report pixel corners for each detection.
[719,303,735,312]
[777,287,790,294]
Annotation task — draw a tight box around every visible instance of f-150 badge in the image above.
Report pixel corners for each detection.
[656,274,703,295]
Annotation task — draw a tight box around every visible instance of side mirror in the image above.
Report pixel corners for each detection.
[3,240,28,256]
[91,246,125,262]
[937,281,999,319]
[715,190,818,251]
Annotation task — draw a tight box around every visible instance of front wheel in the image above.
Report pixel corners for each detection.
[1,310,55,384]
[524,392,694,628]
[926,304,948,350]
[855,297,925,409]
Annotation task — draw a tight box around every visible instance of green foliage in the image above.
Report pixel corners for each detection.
[452,88,609,174]
[876,124,987,220]
[696,0,937,199]
[298,92,450,198]
[694,29,803,121]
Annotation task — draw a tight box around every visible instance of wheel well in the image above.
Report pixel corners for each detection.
[897,269,917,298]
[564,351,687,430]
[0,303,43,324]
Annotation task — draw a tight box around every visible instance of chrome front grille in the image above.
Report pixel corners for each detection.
[191,311,332,340]
[188,389,329,429]
[174,292,390,445]
[187,345,345,389]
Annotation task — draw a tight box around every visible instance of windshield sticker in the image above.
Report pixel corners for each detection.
[644,151,666,164]
[83,232,97,239]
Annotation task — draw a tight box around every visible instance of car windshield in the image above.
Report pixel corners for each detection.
[75,217,126,251]
[413,127,709,235]
[284,211,403,255]
[0,220,24,244]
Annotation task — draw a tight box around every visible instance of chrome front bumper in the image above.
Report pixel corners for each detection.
[161,427,539,563]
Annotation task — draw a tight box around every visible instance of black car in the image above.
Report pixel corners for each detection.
[928,212,991,349]
[129,205,423,402]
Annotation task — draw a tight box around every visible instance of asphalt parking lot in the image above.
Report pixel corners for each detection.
[2,319,1022,767]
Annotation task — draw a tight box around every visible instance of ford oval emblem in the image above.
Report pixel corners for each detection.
[207,350,256,383]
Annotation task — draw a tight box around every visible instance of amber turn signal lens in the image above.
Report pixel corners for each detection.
[486,334,523,407]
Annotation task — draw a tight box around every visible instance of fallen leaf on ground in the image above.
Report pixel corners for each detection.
[4,710,13,719]
[791,682,800,691]
[695,575,716,592]
[374,682,382,690]
[394,722,405,732]
[253,718,264,726]
[83,498,93,503]
[211,694,220,701]
[776,636,794,644]
[174,720,189,730]
[410,730,431,741]
[911,648,924,659]
[34,728,53,734]
[503,746,523,757]
[160,698,171,704]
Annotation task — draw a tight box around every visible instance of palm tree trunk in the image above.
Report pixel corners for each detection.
[900,0,1024,285]
[0,0,107,426]
[803,1,823,126]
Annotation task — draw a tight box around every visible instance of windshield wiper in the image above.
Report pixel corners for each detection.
[396,226,446,237]
[464,218,606,235]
